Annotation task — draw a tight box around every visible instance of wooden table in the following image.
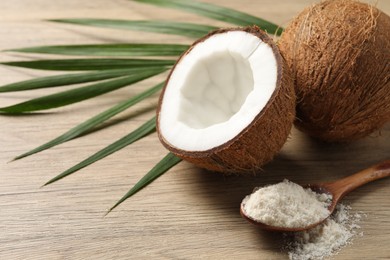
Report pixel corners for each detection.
[1,0,389,259]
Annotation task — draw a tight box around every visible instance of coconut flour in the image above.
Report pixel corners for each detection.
[285,204,363,260]
[242,179,332,228]
[241,179,363,259]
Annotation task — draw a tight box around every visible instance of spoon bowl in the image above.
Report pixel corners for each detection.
[240,160,390,232]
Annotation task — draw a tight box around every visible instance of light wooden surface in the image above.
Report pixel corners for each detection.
[1,1,389,259]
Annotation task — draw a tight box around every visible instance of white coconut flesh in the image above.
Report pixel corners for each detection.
[159,31,278,151]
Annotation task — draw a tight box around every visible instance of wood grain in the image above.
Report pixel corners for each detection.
[0,1,389,259]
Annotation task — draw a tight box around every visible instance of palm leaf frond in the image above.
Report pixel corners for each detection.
[50,19,217,38]
[1,58,175,71]
[108,152,182,214]
[133,0,283,35]
[1,1,284,210]
[7,43,189,57]
[13,82,164,160]
[44,117,157,186]
[0,68,167,113]
[0,68,154,93]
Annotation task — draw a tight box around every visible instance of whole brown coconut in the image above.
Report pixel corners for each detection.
[157,26,295,174]
[278,0,390,142]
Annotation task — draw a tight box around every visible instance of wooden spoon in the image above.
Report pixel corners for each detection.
[240,160,390,232]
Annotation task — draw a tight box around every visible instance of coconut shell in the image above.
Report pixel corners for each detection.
[278,0,390,142]
[157,26,296,174]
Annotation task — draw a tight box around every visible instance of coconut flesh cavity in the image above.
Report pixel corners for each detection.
[157,27,295,174]
[279,0,390,142]
[161,31,277,150]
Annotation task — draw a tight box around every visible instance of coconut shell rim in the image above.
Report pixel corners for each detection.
[156,26,288,158]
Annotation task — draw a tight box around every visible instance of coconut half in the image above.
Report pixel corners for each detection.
[157,27,295,174]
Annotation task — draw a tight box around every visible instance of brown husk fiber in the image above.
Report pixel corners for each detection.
[278,0,390,142]
[157,26,296,174]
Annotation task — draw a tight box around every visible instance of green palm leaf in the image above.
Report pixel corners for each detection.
[8,43,189,57]
[1,58,175,71]
[133,0,283,35]
[0,68,166,113]
[44,117,157,186]
[51,19,217,38]
[13,82,164,160]
[0,68,154,93]
[107,152,182,214]
[1,1,284,209]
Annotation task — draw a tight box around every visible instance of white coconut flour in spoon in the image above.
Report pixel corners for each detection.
[242,179,332,228]
[242,179,364,259]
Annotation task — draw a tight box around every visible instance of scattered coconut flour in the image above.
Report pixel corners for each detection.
[242,179,332,228]
[285,203,364,260]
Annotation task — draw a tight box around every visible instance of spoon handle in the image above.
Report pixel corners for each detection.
[325,160,390,201]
